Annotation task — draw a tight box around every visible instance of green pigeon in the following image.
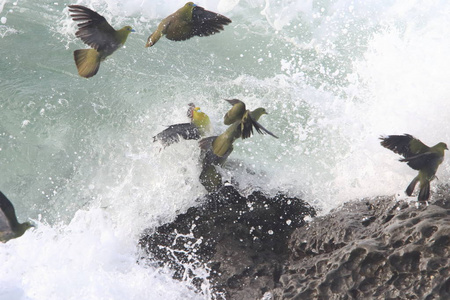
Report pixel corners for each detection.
[69,5,135,78]
[380,134,448,202]
[154,103,211,147]
[145,2,231,47]
[199,106,276,167]
[223,99,278,139]
[0,191,34,243]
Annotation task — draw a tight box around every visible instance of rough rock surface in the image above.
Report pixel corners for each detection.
[139,185,450,299]
[273,186,450,300]
[139,185,316,299]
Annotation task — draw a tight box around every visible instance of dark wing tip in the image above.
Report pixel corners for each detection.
[0,191,20,227]
[224,99,242,105]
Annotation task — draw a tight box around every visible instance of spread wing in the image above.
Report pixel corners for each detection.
[191,6,231,37]
[251,119,279,139]
[380,134,429,158]
[241,112,278,139]
[224,99,245,125]
[69,5,118,51]
[399,152,441,171]
[0,191,19,229]
[153,123,201,147]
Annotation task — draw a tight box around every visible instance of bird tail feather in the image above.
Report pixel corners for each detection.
[418,180,430,202]
[405,176,419,196]
[74,49,101,78]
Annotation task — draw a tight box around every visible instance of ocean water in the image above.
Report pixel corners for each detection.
[1,0,449,299]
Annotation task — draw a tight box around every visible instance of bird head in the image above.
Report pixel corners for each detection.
[120,26,135,33]
[250,107,268,121]
[186,2,197,8]
[437,142,449,151]
[17,221,35,237]
[179,2,197,19]
[117,26,135,43]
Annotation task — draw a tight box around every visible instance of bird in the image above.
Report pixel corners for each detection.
[154,103,211,147]
[199,105,276,167]
[0,191,34,243]
[145,2,231,47]
[380,134,448,202]
[68,5,135,78]
[223,99,278,139]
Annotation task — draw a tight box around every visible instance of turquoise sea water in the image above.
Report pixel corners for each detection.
[1,0,449,299]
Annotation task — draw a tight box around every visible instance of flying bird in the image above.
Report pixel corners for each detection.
[154,103,211,147]
[145,2,231,47]
[68,5,135,78]
[199,105,276,167]
[0,191,34,243]
[223,99,278,139]
[380,134,448,202]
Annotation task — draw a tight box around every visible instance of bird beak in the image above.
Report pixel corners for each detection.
[131,29,136,32]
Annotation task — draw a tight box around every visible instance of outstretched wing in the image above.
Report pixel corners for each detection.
[400,151,441,171]
[252,119,279,139]
[241,112,278,139]
[153,123,201,147]
[380,134,429,158]
[0,191,19,229]
[191,6,231,37]
[224,99,246,125]
[69,5,118,51]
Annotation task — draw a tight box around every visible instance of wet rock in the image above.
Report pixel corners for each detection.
[139,185,316,299]
[139,185,450,299]
[273,186,450,300]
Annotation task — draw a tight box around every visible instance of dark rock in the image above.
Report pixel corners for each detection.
[273,186,450,300]
[139,185,316,299]
[139,184,450,299]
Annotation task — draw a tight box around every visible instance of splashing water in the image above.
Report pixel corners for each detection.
[1,0,449,298]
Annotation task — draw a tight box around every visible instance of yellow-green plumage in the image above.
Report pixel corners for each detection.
[212,121,242,157]
[223,99,278,139]
[224,99,246,125]
[0,191,34,243]
[192,106,211,135]
[199,105,276,167]
[145,2,231,47]
[69,5,134,78]
[380,134,448,202]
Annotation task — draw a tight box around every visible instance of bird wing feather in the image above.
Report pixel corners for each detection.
[399,151,441,171]
[69,5,118,51]
[190,6,231,37]
[224,100,245,125]
[250,118,279,139]
[380,134,429,158]
[0,191,20,228]
[154,123,200,147]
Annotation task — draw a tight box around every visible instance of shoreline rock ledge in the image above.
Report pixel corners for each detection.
[139,185,316,299]
[272,186,450,300]
[139,185,450,300]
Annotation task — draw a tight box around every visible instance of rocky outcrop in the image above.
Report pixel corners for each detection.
[273,186,450,300]
[139,185,316,299]
[139,185,450,300]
